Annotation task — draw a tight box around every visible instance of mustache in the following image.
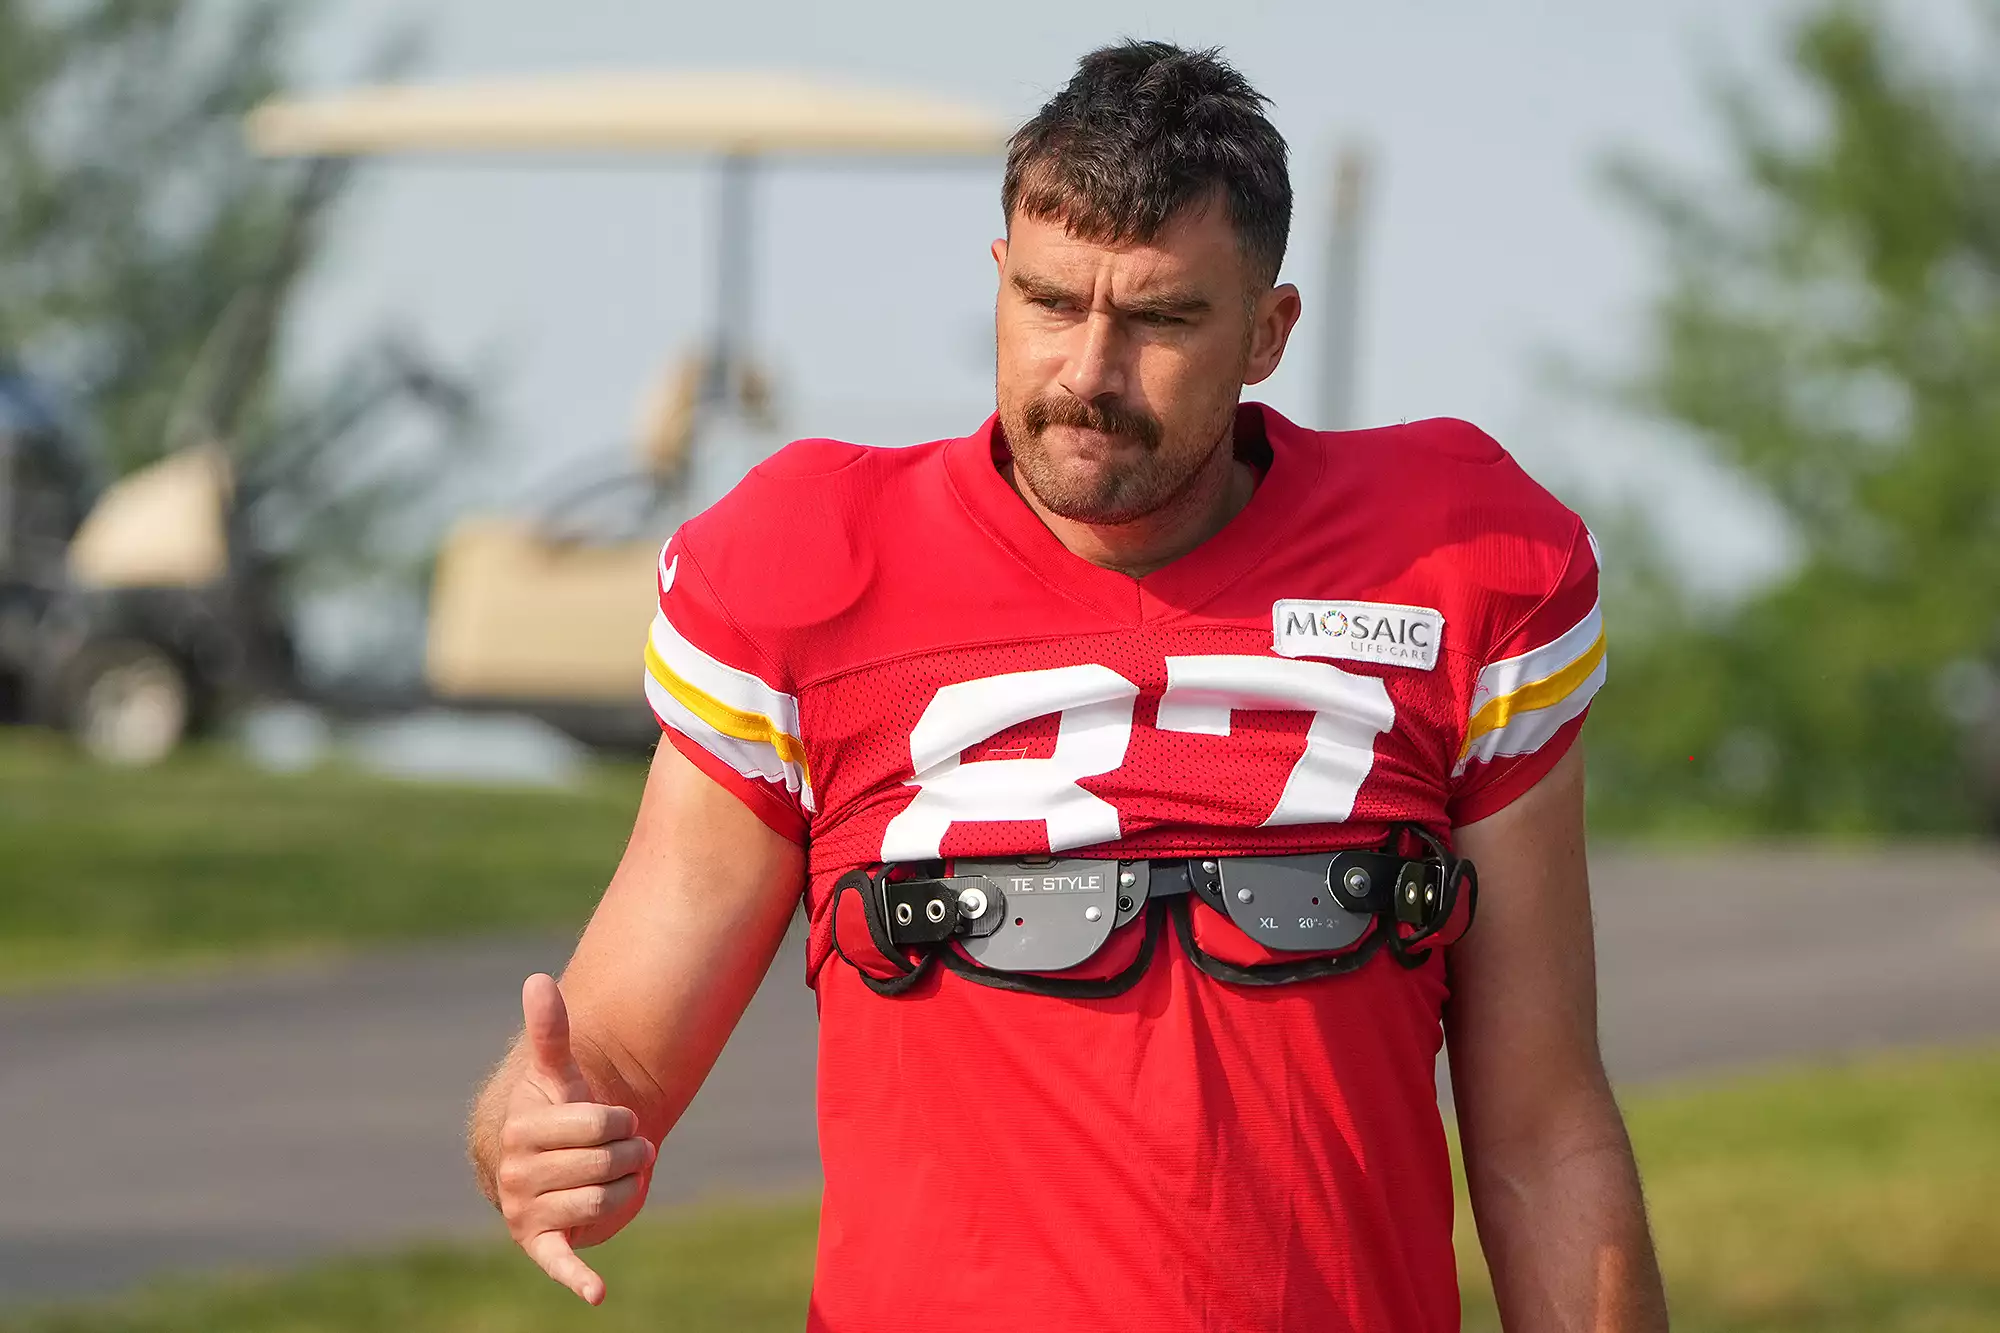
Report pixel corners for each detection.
[1021,393,1163,451]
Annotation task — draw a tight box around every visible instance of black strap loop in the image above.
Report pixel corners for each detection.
[936,896,1163,1000]
[856,951,938,996]
[1381,823,1478,966]
[1169,895,1389,987]
[829,868,940,995]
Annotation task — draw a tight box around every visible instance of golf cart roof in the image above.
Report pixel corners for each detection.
[247,71,1009,158]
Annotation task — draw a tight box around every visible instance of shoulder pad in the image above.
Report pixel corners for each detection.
[751,437,873,480]
[1396,417,1508,465]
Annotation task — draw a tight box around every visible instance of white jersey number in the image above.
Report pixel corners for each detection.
[1157,654,1395,826]
[880,664,1139,861]
[880,655,1394,860]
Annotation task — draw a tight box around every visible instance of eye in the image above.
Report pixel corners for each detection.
[1136,311,1186,327]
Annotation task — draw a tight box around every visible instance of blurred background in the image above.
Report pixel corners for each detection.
[1,0,1996,1329]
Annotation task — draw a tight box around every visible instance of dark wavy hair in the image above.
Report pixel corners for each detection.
[1003,41,1293,286]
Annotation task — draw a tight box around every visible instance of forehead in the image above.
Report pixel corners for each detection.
[1006,199,1248,292]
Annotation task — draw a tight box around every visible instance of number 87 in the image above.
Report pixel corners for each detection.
[880,656,1396,862]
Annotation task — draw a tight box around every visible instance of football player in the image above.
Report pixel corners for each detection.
[470,39,1668,1333]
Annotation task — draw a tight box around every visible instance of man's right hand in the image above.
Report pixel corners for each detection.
[495,972,657,1306]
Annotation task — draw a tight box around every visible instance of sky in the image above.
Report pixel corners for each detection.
[272,0,1966,603]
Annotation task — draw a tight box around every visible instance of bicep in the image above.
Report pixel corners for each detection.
[558,739,807,1133]
[1444,741,1607,1151]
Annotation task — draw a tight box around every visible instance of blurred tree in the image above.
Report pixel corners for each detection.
[0,0,476,592]
[1587,2,2000,834]
[0,0,319,472]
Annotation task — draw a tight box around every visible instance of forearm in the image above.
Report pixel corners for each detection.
[466,742,806,1209]
[1464,1082,1666,1332]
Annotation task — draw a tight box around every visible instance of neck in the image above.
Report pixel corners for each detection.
[1006,428,1254,578]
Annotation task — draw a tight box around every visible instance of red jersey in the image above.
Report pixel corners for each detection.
[644,404,1603,1332]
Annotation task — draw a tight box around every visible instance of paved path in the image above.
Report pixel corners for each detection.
[2,847,1997,1305]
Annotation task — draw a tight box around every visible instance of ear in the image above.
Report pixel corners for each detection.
[1243,282,1303,386]
[991,236,1008,274]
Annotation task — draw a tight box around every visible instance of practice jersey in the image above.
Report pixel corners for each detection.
[644,403,1603,1333]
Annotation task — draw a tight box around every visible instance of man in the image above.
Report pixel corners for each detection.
[469,40,1668,1332]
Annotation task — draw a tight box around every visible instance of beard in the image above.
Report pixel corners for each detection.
[1000,391,1192,524]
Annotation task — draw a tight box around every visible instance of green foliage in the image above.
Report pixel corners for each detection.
[0,1,472,590]
[1586,3,2000,834]
[0,0,312,473]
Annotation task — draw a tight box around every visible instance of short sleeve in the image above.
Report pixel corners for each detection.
[643,532,811,843]
[1447,521,1605,826]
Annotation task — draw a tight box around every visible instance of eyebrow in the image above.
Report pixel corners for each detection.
[1122,289,1212,318]
[1010,273,1083,306]
[1010,272,1212,318]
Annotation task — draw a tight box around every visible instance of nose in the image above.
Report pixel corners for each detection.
[1057,310,1127,405]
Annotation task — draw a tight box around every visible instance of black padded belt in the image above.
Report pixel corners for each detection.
[836,824,1476,998]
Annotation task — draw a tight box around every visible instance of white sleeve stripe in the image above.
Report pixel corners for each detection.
[646,612,802,738]
[1468,600,1602,715]
[644,672,816,812]
[1454,652,1606,775]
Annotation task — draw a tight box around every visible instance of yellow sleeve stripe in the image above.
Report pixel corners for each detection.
[644,636,813,786]
[1458,628,1606,760]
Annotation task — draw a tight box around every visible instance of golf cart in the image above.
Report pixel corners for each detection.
[0,366,292,764]
[246,72,1005,750]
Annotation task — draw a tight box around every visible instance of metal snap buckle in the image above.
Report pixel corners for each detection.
[1394,860,1445,928]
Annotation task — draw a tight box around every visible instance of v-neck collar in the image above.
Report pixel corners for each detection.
[943,402,1323,626]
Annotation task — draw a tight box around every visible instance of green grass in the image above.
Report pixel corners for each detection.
[0,1200,821,1333]
[1458,1046,2000,1332]
[3,1048,1993,1332]
[0,733,645,985]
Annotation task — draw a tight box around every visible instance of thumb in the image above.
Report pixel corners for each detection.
[526,1229,607,1306]
[521,973,587,1099]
